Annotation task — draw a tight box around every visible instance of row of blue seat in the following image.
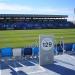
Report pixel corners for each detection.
[0,21,74,30]
[0,47,39,57]
[0,43,75,57]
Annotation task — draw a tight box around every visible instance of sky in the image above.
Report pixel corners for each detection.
[0,0,75,20]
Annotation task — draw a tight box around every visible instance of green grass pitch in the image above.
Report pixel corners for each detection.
[0,29,75,48]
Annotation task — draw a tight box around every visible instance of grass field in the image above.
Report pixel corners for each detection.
[0,29,75,48]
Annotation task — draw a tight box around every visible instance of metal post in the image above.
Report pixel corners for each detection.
[60,37,65,54]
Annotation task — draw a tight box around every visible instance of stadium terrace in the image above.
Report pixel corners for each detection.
[0,14,74,30]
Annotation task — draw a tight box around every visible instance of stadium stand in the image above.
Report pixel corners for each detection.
[0,14,75,30]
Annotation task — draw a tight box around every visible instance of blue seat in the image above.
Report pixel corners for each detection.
[23,48,32,56]
[1,48,12,57]
[32,47,39,56]
[72,44,75,51]
[64,43,73,51]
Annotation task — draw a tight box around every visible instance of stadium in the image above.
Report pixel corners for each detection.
[0,14,75,48]
[0,14,75,75]
[0,14,75,30]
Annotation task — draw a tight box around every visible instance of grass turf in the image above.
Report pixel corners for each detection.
[0,29,75,48]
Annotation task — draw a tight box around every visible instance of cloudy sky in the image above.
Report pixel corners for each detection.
[0,0,75,20]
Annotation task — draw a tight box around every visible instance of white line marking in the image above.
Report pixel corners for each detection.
[18,62,25,67]
[8,65,19,72]
[27,60,38,65]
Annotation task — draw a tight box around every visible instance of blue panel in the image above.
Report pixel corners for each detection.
[64,43,73,51]
[23,48,32,56]
[32,47,39,56]
[72,44,75,51]
[1,48,12,57]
